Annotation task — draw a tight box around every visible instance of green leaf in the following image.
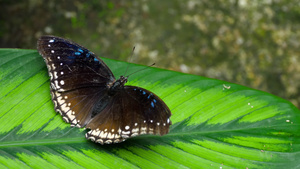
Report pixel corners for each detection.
[0,49,299,168]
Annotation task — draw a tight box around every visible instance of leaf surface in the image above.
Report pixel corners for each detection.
[0,49,299,168]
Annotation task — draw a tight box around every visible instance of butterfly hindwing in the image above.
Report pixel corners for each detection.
[38,36,115,126]
[51,87,109,127]
[85,86,172,144]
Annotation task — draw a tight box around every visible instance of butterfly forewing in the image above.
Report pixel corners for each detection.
[38,36,115,91]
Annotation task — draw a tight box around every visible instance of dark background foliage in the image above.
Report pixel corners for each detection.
[1,0,300,108]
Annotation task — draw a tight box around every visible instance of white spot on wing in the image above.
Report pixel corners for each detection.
[96,139,103,144]
[105,140,112,144]
[99,131,108,138]
[47,57,52,62]
[122,131,130,135]
[106,132,115,139]
[54,80,60,89]
[65,109,76,123]
[114,139,120,143]
[47,65,51,71]
[56,109,62,115]
[131,133,138,137]
[141,127,147,134]
[49,72,53,80]
[132,128,139,133]
[87,136,95,142]
[53,100,58,107]
[53,71,58,79]
[51,63,56,70]
[50,83,56,90]
[90,129,100,136]
[63,116,69,123]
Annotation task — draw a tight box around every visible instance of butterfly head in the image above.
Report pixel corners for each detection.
[114,75,128,87]
[108,76,128,95]
[119,75,128,84]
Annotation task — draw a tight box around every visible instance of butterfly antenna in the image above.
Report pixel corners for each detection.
[124,46,135,76]
[126,63,155,77]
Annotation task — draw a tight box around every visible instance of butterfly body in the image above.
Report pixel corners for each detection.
[37,35,171,144]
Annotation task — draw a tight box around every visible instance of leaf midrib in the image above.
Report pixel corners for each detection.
[0,122,296,148]
[0,137,85,148]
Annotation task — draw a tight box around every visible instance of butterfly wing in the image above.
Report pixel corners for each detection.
[85,86,172,144]
[37,35,115,126]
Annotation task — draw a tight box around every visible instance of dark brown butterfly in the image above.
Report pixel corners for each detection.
[37,36,172,144]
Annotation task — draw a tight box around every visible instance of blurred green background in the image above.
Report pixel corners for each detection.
[1,0,300,108]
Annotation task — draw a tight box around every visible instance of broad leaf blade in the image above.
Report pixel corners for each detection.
[0,49,299,168]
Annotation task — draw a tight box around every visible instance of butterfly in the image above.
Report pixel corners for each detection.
[37,35,172,144]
